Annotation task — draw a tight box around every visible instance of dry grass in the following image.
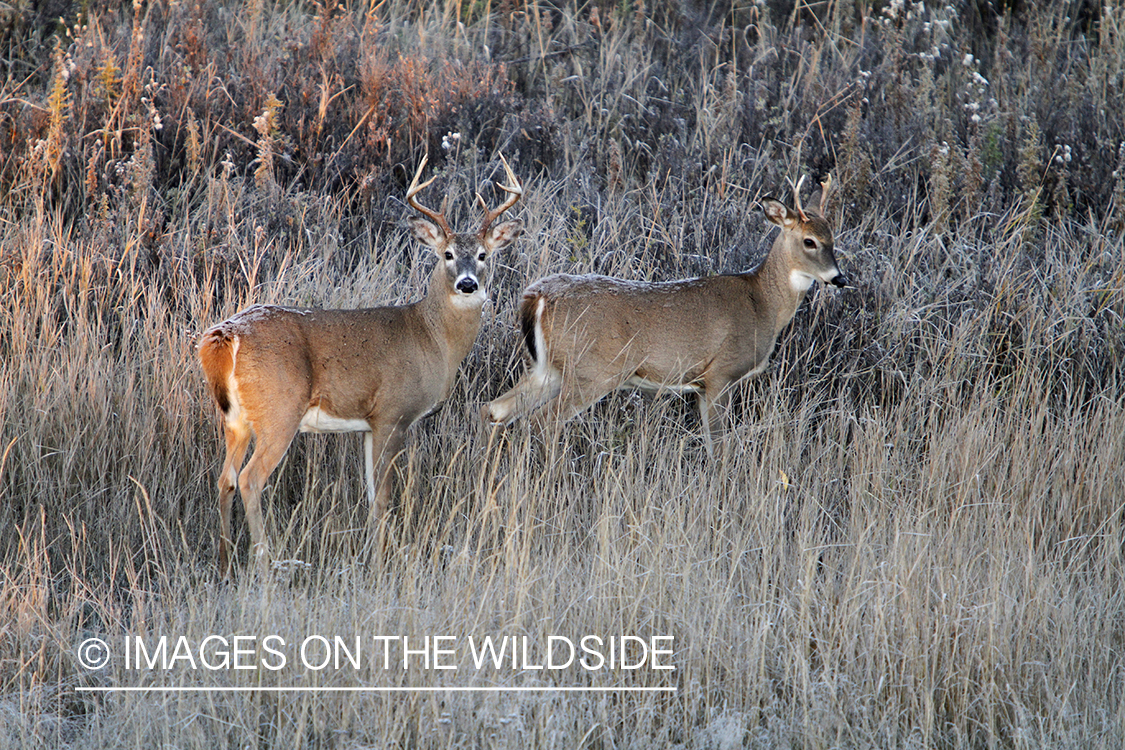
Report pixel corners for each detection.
[1,0,1124,747]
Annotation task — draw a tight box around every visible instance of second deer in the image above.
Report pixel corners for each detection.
[483,176,847,454]
[198,156,523,576]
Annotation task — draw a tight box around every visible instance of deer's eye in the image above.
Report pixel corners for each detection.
[478,252,487,261]
[803,238,817,250]
[444,251,454,261]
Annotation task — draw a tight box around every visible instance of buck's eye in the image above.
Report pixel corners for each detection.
[477,252,487,261]
[444,251,454,260]
[803,238,817,250]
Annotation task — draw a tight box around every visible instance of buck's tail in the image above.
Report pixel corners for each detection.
[197,327,237,415]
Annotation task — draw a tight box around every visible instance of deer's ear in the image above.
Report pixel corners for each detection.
[410,217,447,250]
[762,199,799,230]
[482,220,523,252]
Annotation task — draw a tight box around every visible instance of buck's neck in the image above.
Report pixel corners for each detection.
[417,262,485,363]
[750,239,813,335]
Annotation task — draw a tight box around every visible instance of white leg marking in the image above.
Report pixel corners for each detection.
[364,431,375,507]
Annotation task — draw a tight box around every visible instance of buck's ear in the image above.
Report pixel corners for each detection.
[482,219,523,252]
[761,199,799,229]
[410,217,447,250]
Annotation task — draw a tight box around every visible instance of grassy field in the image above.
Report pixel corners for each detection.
[1,0,1123,747]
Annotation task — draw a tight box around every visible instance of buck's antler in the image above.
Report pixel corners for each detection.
[477,154,523,237]
[407,155,453,239]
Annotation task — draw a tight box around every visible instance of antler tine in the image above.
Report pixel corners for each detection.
[787,174,809,222]
[818,173,833,217]
[479,153,523,236]
[406,155,453,238]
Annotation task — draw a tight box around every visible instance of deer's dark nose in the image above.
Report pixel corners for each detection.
[831,273,850,288]
[456,277,478,294]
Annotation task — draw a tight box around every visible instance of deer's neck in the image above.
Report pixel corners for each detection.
[751,240,812,335]
[418,267,484,364]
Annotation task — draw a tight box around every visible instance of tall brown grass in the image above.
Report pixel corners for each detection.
[1,0,1123,747]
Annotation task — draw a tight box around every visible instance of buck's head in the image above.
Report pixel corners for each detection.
[408,155,524,306]
[762,175,849,293]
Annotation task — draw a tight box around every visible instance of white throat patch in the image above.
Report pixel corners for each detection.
[450,288,487,308]
[789,270,816,294]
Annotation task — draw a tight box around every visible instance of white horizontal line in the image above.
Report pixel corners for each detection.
[76,686,677,693]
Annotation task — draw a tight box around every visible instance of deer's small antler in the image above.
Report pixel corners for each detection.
[787,174,809,222]
[477,153,523,237]
[407,155,453,239]
[817,173,833,217]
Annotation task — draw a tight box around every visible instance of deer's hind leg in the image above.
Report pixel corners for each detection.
[528,370,621,445]
[237,414,302,571]
[484,361,562,426]
[218,418,252,578]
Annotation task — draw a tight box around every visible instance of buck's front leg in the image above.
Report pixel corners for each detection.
[697,380,734,459]
[365,422,407,535]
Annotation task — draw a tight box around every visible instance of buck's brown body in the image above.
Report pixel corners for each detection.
[199,156,523,575]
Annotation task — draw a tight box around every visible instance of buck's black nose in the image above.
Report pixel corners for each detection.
[831,273,850,288]
[456,277,478,294]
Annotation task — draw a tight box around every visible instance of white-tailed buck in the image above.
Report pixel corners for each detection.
[199,156,523,576]
[484,175,846,454]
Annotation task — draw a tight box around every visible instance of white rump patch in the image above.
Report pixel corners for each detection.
[222,337,245,427]
[532,296,548,370]
[299,407,371,434]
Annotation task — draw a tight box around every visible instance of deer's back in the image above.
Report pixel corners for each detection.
[526,273,771,385]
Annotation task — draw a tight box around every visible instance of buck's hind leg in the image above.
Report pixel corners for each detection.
[237,416,301,572]
[218,419,252,578]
